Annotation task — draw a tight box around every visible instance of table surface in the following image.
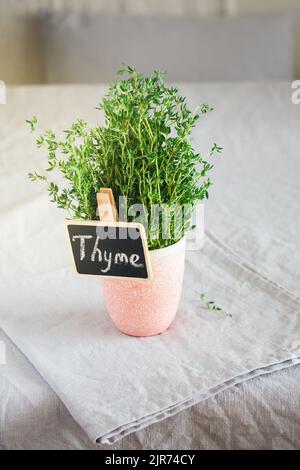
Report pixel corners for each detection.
[0,82,299,449]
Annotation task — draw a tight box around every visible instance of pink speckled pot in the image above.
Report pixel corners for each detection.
[101,236,186,336]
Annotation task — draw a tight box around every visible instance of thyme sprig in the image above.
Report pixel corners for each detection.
[196,292,232,318]
[27,65,222,249]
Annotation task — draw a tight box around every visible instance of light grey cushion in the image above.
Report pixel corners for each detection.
[0,12,45,85]
[40,11,295,83]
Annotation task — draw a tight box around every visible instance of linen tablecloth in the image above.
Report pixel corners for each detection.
[0,82,299,446]
[1,325,299,450]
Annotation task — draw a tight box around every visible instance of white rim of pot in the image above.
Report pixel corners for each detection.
[148,236,186,260]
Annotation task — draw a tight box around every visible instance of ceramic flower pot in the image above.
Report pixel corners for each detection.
[101,236,186,336]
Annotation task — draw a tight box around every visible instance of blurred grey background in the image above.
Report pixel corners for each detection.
[0,0,299,84]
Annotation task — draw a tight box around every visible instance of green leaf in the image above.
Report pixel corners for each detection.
[196,291,232,318]
[26,116,37,132]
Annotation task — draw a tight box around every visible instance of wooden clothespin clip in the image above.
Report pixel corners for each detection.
[97,188,118,222]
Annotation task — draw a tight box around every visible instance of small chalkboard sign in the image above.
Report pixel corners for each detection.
[66,221,152,280]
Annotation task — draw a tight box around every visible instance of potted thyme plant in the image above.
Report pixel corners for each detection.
[28,65,221,336]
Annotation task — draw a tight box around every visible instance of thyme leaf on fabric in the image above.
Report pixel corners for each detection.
[196,292,232,318]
